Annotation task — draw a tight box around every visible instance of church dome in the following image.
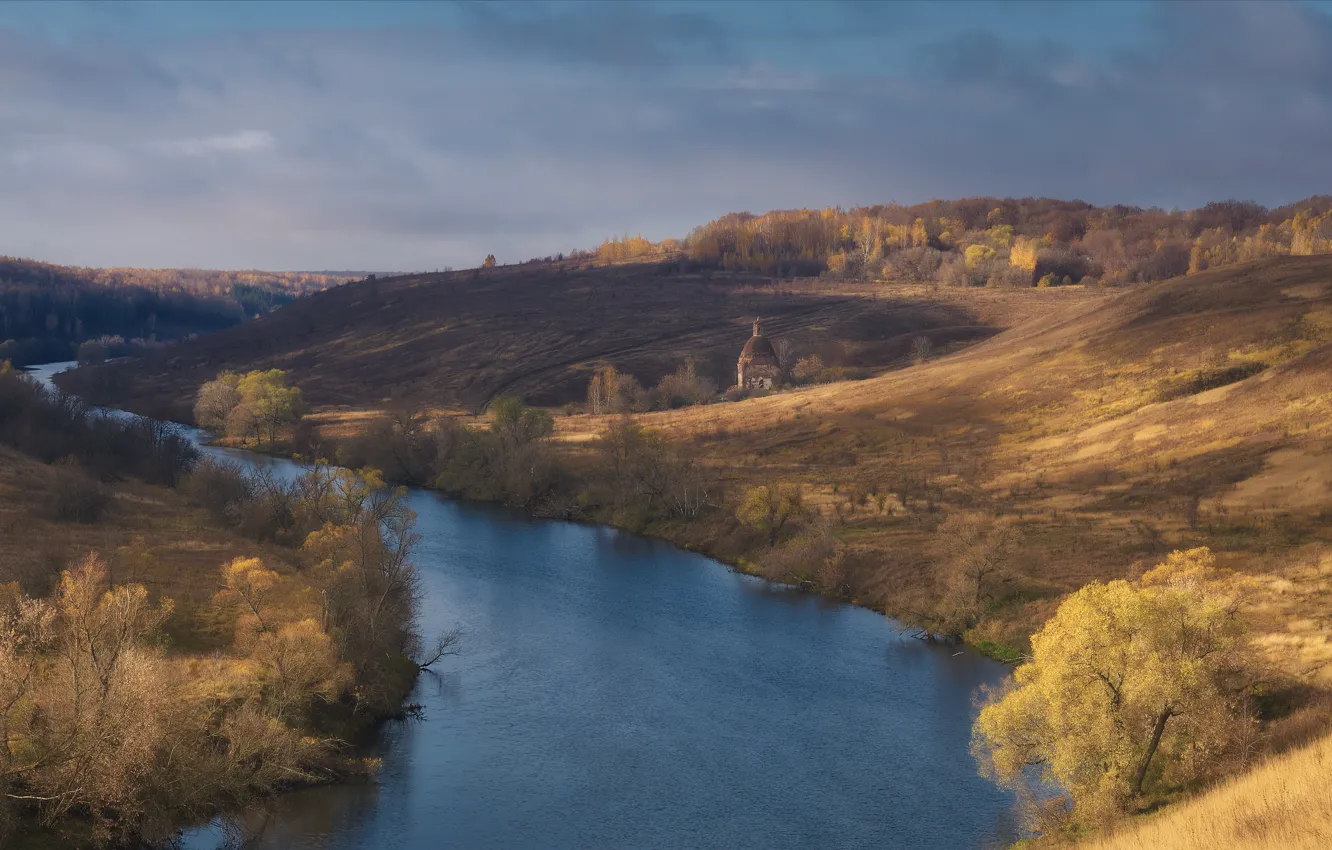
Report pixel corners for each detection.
[741,333,777,361]
[739,319,777,362]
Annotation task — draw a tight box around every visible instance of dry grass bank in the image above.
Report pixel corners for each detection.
[1078,730,1332,850]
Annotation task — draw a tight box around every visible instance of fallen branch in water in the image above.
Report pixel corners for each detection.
[417,624,464,670]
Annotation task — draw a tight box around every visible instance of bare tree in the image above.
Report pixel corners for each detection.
[930,513,1023,631]
[417,624,464,670]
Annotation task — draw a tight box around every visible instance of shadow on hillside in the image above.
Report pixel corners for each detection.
[57,262,1001,418]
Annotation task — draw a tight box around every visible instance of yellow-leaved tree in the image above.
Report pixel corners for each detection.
[736,482,803,546]
[972,548,1250,826]
[194,368,306,446]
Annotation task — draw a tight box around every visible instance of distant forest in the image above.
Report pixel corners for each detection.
[0,257,357,365]
[592,196,1332,286]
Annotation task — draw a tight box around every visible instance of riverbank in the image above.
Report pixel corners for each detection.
[185,417,1029,667]
[1,364,426,848]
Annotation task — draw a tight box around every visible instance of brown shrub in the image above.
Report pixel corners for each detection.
[46,458,109,524]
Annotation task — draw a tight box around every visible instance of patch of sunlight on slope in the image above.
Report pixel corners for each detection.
[1079,732,1332,850]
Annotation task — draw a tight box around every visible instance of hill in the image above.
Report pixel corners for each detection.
[0,255,358,366]
[579,256,1332,676]
[56,260,1095,418]
[59,254,1332,687]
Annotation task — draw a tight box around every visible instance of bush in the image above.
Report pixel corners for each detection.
[183,458,255,523]
[47,459,110,523]
[757,525,843,587]
[0,369,198,486]
[884,246,944,282]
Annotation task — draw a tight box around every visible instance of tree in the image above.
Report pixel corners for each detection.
[930,513,1021,632]
[655,359,715,408]
[598,419,711,523]
[1009,235,1043,276]
[76,339,108,365]
[585,364,643,414]
[791,354,825,384]
[298,465,421,684]
[238,370,307,445]
[587,371,607,415]
[482,254,497,268]
[194,371,243,431]
[964,244,996,269]
[973,548,1250,824]
[736,482,803,546]
[219,556,281,636]
[194,369,305,446]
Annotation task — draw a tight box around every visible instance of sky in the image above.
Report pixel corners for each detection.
[4,0,1332,271]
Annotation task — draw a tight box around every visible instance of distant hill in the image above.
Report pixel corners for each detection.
[0,256,360,365]
[54,259,1095,419]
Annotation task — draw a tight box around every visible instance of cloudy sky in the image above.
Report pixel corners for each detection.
[4,0,1332,270]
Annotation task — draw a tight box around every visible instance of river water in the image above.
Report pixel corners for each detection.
[30,363,1017,850]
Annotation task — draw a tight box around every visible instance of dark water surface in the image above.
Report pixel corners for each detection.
[31,363,1017,850]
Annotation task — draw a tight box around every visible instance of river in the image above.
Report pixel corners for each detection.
[30,363,1017,850]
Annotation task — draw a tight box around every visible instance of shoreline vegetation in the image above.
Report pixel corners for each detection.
[0,363,437,848]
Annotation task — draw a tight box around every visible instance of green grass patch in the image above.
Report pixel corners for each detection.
[973,640,1024,663]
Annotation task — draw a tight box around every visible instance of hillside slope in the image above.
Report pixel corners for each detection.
[58,261,1094,417]
[60,256,1332,686]
[536,256,1332,686]
[1078,730,1332,850]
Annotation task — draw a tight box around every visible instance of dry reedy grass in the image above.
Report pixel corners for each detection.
[1078,730,1332,850]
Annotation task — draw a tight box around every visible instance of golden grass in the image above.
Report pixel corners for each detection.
[1079,731,1332,850]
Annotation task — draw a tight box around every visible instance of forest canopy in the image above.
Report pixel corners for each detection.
[0,257,358,366]
[590,195,1332,287]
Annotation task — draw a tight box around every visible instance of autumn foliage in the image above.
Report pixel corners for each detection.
[972,548,1251,828]
[0,458,432,846]
[195,369,308,446]
[585,196,1332,290]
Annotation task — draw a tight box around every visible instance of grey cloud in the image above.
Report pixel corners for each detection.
[0,28,182,120]
[4,2,1332,270]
